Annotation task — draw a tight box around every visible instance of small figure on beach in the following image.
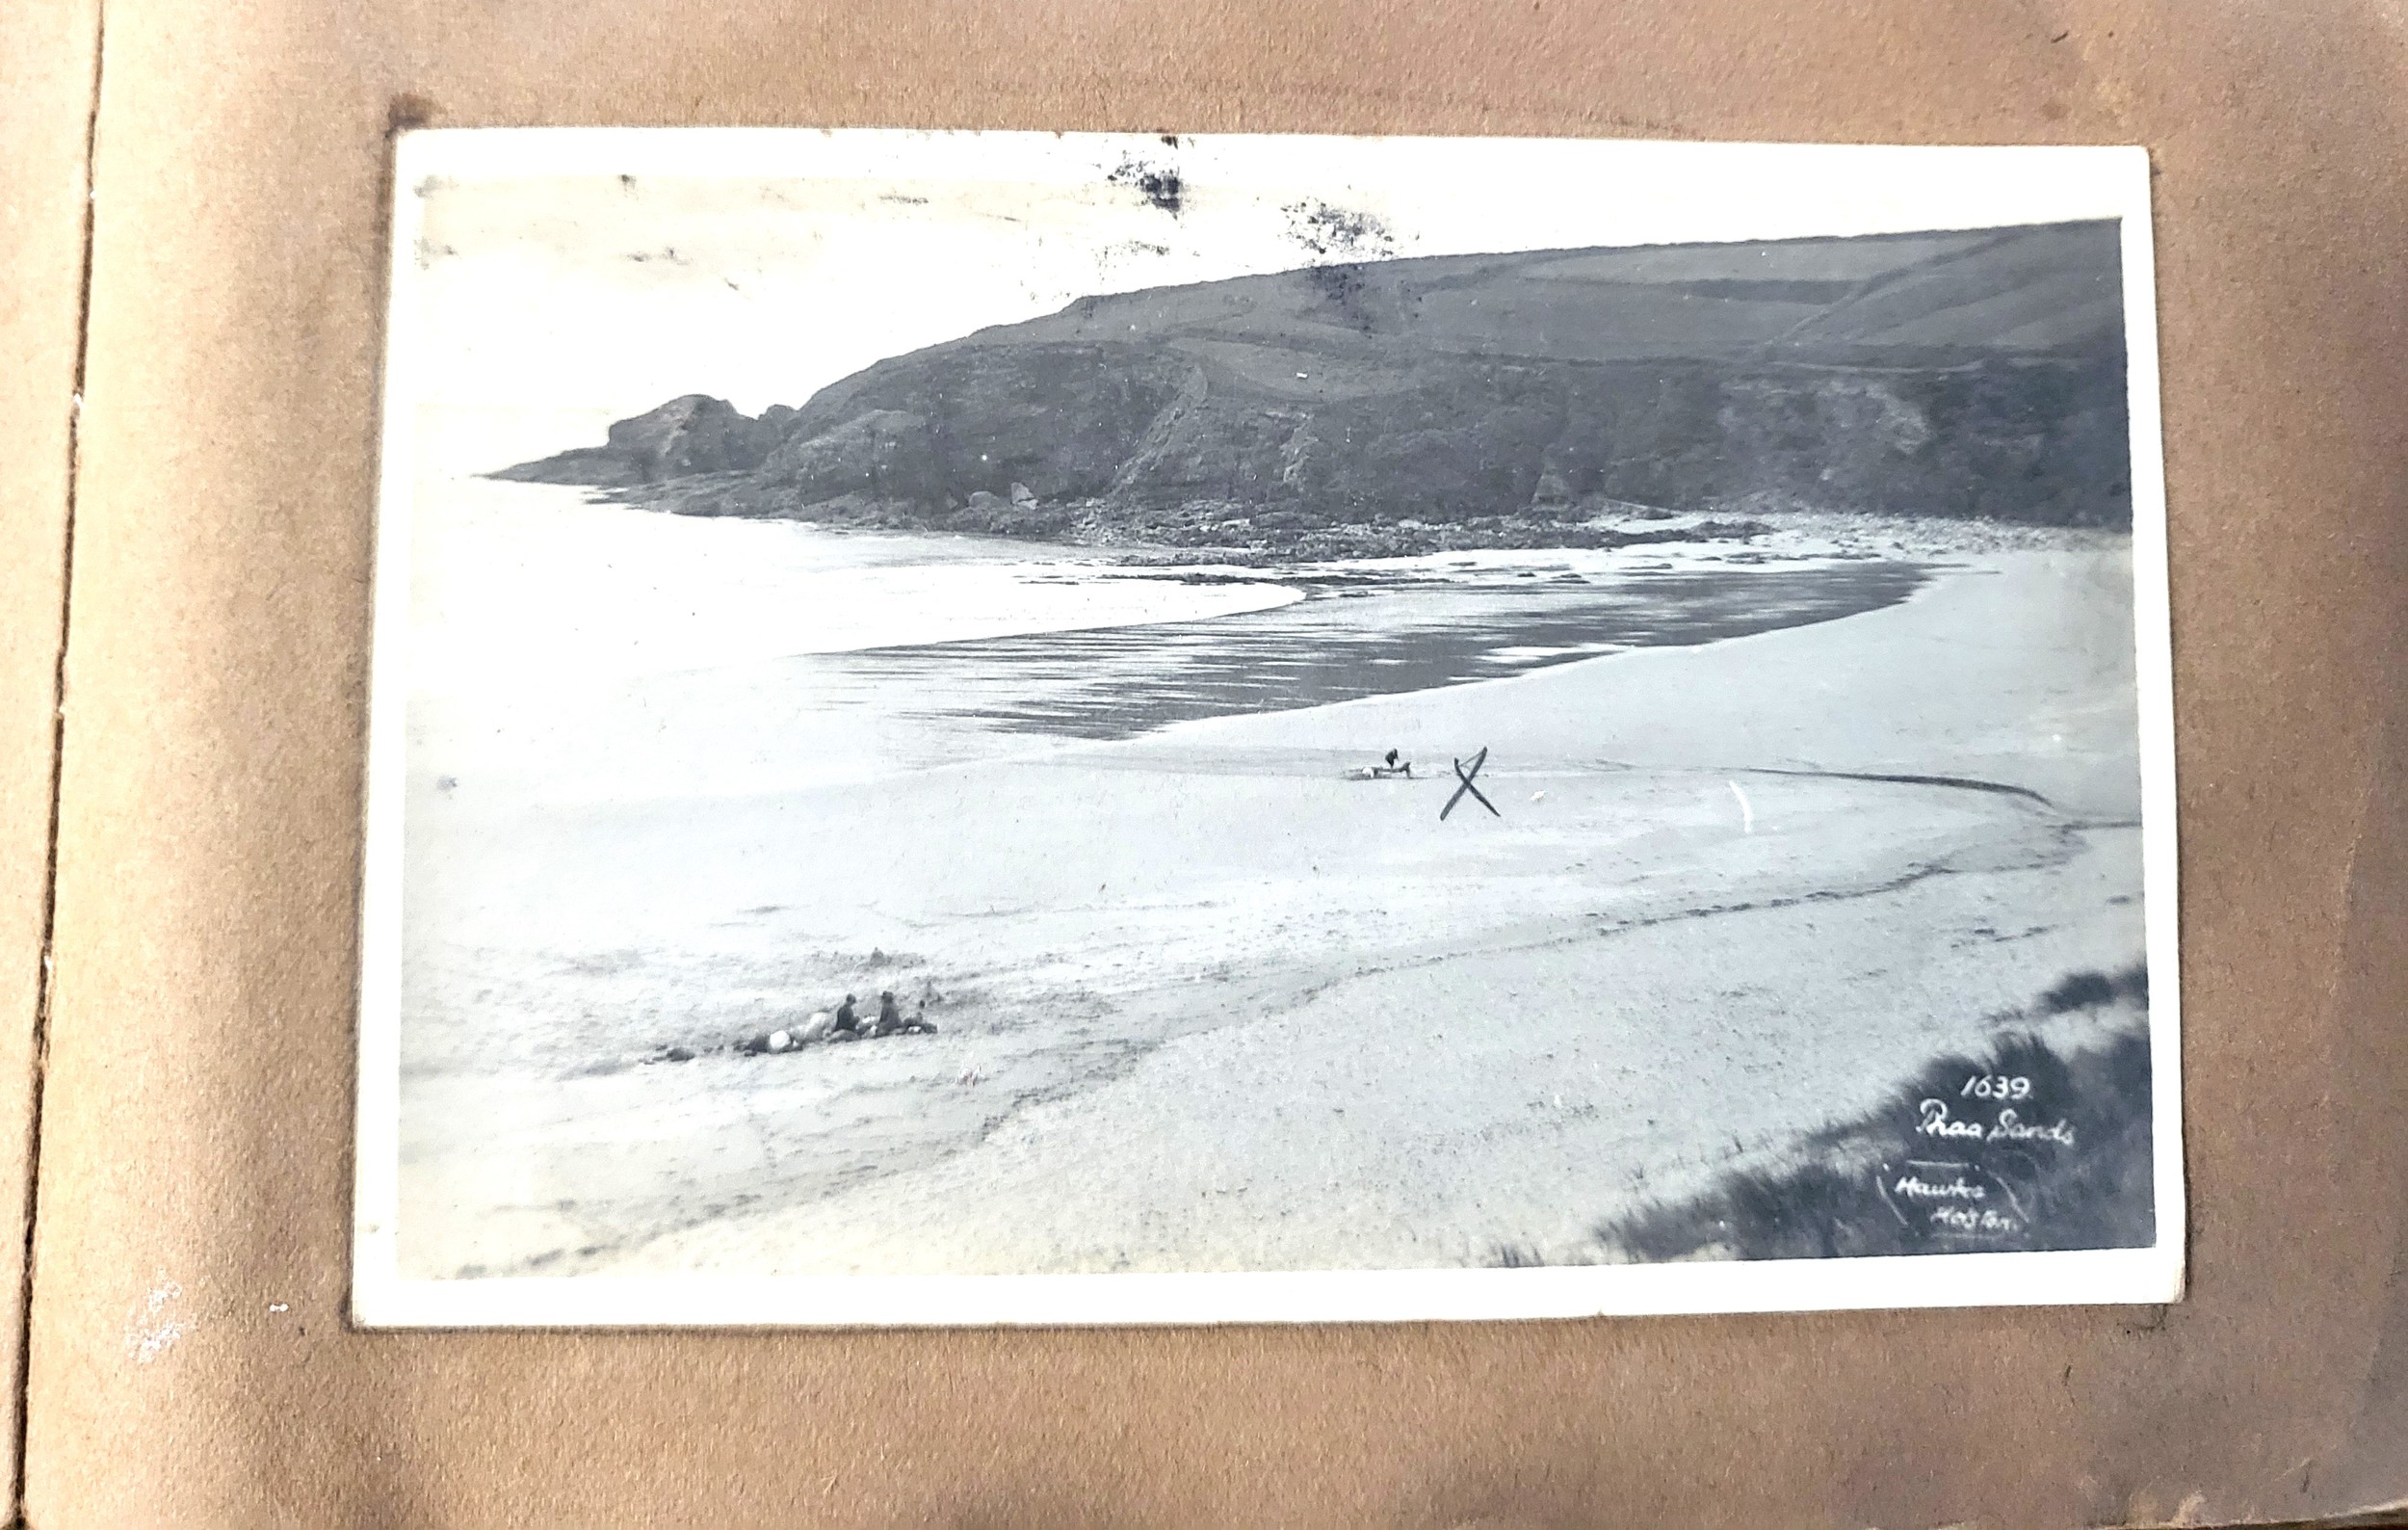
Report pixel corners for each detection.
[827,993,862,1042]
[1384,748,1413,778]
[867,990,939,1037]
[768,990,937,1052]
[1349,748,1414,781]
[735,1025,795,1056]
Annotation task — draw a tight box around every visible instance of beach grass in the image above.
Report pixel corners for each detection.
[1596,963,2155,1263]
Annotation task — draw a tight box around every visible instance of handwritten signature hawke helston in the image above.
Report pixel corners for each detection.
[1884,1159,2032,1236]
[1926,1204,2025,1234]
[1916,1098,2078,1147]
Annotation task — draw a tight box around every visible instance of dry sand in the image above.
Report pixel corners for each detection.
[398,543,2147,1279]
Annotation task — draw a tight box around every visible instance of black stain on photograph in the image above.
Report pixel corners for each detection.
[1285,197,1397,259]
[1108,155,1185,215]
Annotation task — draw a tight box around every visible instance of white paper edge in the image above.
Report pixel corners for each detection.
[353,131,2183,1329]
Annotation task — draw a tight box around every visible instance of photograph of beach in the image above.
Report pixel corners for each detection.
[354,132,2182,1324]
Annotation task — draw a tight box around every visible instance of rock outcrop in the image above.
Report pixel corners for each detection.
[495,393,788,487]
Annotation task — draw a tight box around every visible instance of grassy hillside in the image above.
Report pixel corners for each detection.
[499,222,2133,549]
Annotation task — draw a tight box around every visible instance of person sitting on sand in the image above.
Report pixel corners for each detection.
[873,989,903,1037]
[1383,748,1412,778]
[901,1000,938,1036]
[828,993,861,1041]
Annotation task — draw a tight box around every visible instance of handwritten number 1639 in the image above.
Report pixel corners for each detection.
[1961,1073,2032,1100]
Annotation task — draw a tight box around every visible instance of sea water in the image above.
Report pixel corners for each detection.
[403,476,1925,809]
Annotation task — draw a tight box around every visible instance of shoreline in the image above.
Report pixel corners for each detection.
[405,473,1966,807]
[579,469,2131,568]
[395,537,2146,1281]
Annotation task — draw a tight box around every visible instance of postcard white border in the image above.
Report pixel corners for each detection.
[355,129,2181,1328]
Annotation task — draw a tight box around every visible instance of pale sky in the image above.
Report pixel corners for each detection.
[388,131,2151,473]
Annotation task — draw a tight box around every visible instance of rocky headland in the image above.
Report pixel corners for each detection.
[496,221,2133,560]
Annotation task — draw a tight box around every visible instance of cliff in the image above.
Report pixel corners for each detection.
[496,221,2133,548]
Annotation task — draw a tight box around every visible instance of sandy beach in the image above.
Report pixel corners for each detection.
[392,518,2145,1280]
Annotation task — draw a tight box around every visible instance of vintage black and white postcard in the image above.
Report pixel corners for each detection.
[354,130,2180,1326]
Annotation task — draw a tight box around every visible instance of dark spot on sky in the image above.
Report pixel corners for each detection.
[1285,198,1398,259]
[1110,157,1184,215]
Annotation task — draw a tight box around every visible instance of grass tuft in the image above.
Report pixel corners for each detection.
[1597,964,2157,1263]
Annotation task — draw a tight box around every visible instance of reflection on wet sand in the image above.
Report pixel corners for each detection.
[821,561,1928,741]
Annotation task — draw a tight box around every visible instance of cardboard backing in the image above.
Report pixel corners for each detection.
[0,0,102,1517]
[20,1,2408,1525]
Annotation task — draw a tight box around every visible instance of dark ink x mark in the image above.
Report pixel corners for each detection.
[1442,747,1500,821]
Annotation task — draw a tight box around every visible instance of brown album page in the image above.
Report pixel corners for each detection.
[17,1,2408,1525]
